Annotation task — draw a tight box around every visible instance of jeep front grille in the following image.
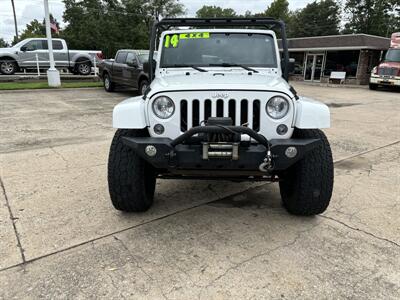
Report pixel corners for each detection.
[180,99,260,132]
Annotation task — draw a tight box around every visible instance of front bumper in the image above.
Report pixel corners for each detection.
[370,76,400,86]
[122,126,320,174]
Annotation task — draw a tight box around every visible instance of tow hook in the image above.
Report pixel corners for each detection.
[259,150,274,172]
[166,150,177,167]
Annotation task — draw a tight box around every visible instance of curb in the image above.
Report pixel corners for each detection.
[0,87,103,93]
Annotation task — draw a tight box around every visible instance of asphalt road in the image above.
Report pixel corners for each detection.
[0,84,399,299]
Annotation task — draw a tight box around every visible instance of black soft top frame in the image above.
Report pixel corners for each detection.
[148,17,290,81]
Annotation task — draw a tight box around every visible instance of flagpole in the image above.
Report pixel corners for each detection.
[44,0,60,87]
[11,0,18,40]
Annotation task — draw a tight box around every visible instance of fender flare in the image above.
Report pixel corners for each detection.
[72,54,92,66]
[113,96,148,129]
[0,54,19,64]
[294,96,330,129]
[102,69,111,80]
[138,73,149,85]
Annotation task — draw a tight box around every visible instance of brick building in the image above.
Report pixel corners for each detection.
[280,34,391,84]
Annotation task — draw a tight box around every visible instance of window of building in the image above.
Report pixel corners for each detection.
[290,52,305,75]
[324,50,360,77]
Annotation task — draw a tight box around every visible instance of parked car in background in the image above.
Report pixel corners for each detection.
[98,49,156,95]
[369,32,400,90]
[0,38,103,75]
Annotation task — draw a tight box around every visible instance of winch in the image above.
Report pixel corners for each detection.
[202,117,241,160]
[202,142,240,160]
[205,117,241,142]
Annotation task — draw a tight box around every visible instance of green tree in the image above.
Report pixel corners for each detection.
[122,0,184,52]
[15,14,60,43]
[123,0,185,36]
[62,0,125,57]
[62,0,184,58]
[0,38,9,48]
[343,0,400,37]
[141,0,185,21]
[258,0,290,23]
[196,5,237,18]
[289,0,341,37]
[18,19,45,40]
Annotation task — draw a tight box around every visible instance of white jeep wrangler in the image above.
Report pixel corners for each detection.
[108,18,334,216]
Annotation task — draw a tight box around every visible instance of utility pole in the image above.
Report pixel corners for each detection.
[44,0,61,87]
[11,0,18,40]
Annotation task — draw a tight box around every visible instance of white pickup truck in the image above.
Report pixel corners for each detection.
[0,38,103,75]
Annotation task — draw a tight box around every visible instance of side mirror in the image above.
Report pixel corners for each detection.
[20,46,27,52]
[287,58,295,74]
[143,59,156,74]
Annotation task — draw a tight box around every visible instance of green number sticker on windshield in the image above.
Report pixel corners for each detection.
[164,32,210,48]
[164,35,171,48]
[171,34,179,47]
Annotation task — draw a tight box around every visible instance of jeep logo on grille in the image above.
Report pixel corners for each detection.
[211,92,229,99]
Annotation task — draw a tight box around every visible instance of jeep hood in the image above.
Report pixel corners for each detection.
[148,72,294,98]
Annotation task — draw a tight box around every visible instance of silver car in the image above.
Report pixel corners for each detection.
[0,38,103,75]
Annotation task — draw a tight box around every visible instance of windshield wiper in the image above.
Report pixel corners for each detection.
[169,64,208,72]
[208,63,259,73]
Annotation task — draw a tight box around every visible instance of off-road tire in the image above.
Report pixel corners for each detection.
[103,73,115,92]
[76,61,91,75]
[108,129,156,212]
[369,83,378,90]
[279,129,334,216]
[139,79,149,95]
[0,59,17,75]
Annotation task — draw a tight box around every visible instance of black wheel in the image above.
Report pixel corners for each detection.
[0,59,17,75]
[108,129,156,212]
[369,83,378,90]
[139,79,149,95]
[76,61,91,75]
[279,129,334,216]
[103,73,115,92]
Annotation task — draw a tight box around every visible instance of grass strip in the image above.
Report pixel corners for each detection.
[0,81,102,90]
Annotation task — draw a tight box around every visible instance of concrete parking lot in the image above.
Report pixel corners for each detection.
[0,84,399,299]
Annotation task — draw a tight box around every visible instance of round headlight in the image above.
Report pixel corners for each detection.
[266,96,289,119]
[152,96,175,119]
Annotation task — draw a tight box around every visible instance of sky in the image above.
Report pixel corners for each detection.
[0,0,314,42]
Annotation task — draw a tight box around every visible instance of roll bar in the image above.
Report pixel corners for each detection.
[148,17,290,82]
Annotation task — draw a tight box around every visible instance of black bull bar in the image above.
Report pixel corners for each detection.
[122,126,320,172]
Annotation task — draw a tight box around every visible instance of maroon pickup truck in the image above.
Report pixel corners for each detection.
[98,49,156,95]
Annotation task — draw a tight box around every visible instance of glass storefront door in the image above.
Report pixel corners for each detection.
[304,53,325,82]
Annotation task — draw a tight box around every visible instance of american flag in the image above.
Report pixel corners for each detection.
[391,32,400,48]
[50,21,59,34]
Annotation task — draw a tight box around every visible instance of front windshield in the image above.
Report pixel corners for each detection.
[160,32,277,68]
[12,40,27,48]
[385,49,400,62]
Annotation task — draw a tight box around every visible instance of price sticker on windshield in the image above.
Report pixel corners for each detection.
[164,32,210,48]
